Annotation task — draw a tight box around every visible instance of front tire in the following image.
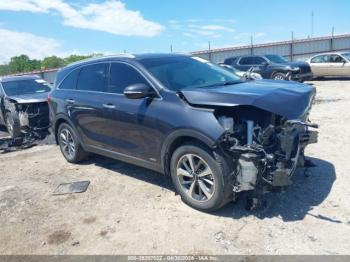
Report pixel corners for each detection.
[5,112,21,138]
[58,123,88,163]
[272,72,287,80]
[170,142,231,212]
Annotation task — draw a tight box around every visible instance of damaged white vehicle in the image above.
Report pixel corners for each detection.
[0,75,51,139]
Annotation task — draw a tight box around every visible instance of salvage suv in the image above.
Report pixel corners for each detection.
[49,54,318,212]
[0,75,51,138]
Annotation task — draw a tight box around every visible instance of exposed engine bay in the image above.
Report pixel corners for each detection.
[3,99,50,138]
[215,105,318,196]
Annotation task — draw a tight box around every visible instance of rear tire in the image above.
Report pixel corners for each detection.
[170,142,232,212]
[57,123,88,163]
[5,112,21,138]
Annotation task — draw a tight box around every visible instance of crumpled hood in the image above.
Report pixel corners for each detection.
[181,80,316,119]
[6,92,49,104]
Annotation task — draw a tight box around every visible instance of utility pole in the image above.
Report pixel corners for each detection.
[330,26,335,51]
[311,11,314,37]
[208,41,211,61]
[250,35,254,55]
[170,44,173,53]
[291,31,294,61]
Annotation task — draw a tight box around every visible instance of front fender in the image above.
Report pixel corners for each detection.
[160,128,223,173]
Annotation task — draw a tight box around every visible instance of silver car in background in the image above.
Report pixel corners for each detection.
[306,52,350,77]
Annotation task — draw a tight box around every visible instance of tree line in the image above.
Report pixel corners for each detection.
[0,54,102,76]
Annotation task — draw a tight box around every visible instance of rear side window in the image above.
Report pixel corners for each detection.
[239,56,266,65]
[59,69,79,90]
[224,57,238,65]
[108,63,148,94]
[311,55,329,63]
[77,63,108,92]
[238,57,252,65]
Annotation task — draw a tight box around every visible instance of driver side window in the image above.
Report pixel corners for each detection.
[108,63,149,94]
[330,55,345,63]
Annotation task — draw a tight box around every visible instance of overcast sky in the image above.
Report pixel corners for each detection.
[0,0,349,63]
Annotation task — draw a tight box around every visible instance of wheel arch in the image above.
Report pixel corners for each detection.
[161,129,218,175]
[271,68,289,78]
[54,115,78,145]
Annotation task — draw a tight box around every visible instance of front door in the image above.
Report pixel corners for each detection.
[99,62,160,162]
[329,55,349,76]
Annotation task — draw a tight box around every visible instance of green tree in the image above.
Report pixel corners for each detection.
[64,54,93,65]
[41,56,65,69]
[0,64,11,76]
[0,53,104,76]
[8,55,40,73]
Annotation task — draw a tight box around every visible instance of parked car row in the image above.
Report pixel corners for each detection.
[223,54,313,82]
[0,54,319,212]
[222,52,350,81]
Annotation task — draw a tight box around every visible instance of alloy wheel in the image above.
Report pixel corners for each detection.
[176,154,215,202]
[274,74,285,80]
[60,128,76,158]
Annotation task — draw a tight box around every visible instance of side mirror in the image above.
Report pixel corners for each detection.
[124,83,155,99]
[261,62,269,67]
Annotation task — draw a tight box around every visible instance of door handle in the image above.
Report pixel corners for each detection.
[66,99,75,104]
[102,103,116,109]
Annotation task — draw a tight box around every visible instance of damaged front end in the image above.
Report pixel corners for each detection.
[180,79,318,201]
[4,98,50,137]
[215,106,318,195]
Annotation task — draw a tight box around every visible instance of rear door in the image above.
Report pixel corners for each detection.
[67,63,109,147]
[236,56,268,77]
[309,55,330,76]
[236,56,255,71]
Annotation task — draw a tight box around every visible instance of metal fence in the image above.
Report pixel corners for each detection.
[191,34,350,63]
[7,33,350,81]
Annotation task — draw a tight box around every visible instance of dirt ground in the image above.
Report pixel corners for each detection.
[0,79,350,255]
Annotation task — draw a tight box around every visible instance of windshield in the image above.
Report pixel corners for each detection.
[265,55,288,64]
[342,53,350,61]
[220,64,238,73]
[138,56,241,91]
[2,78,51,96]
